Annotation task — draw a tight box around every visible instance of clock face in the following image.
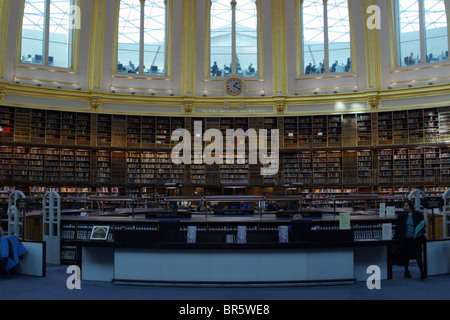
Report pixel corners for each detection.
[225,77,244,96]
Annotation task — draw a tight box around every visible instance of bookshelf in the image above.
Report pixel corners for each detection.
[156,117,171,147]
[142,116,156,147]
[1,105,450,196]
[439,106,450,143]
[97,114,112,147]
[29,148,45,183]
[378,149,393,184]
[393,148,408,184]
[112,115,126,147]
[284,117,297,148]
[357,113,372,146]
[0,146,13,184]
[327,115,342,147]
[127,116,141,148]
[62,112,76,145]
[46,111,61,144]
[0,106,14,143]
[31,109,46,144]
[441,147,450,184]
[408,109,423,144]
[424,108,439,143]
[141,152,156,184]
[97,150,111,184]
[378,112,393,145]
[409,148,424,183]
[76,150,90,184]
[14,108,31,143]
[127,151,141,184]
[76,113,91,146]
[327,151,342,185]
[312,116,327,147]
[313,151,327,184]
[298,152,312,185]
[357,150,372,185]
[298,116,312,147]
[283,152,298,184]
[45,149,60,183]
[393,111,408,144]
[14,147,29,183]
[424,147,440,184]
[60,149,75,183]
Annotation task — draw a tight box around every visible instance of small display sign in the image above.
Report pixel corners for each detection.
[16,198,29,210]
[421,197,443,209]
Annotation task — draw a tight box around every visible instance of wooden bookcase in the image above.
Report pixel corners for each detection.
[0,105,450,196]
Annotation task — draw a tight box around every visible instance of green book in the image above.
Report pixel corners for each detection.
[414,221,425,238]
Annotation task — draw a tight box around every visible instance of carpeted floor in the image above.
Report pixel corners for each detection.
[1,264,449,300]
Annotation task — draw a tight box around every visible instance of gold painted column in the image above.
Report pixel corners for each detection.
[364,0,381,89]
[272,0,287,94]
[181,0,196,95]
[88,0,106,90]
[0,0,11,79]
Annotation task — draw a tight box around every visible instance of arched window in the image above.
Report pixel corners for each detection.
[210,0,258,77]
[301,0,352,75]
[20,0,76,68]
[117,0,166,75]
[397,0,448,67]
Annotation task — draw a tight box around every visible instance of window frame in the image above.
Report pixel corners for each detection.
[208,0,260,78]
[300,0,353,76]
[19,0,78,69]
[115,0,169,76]
[394,0,449,68]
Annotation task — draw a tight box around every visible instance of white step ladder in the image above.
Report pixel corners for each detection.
[442,190,450,239]
[7,191,26,239]
[43,191,61,265]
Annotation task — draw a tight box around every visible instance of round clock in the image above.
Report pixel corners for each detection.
[225,77,244,96]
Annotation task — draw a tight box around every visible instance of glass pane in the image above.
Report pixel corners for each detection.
[302,0,325,74]
[327,0,351,73]
[143,0,166,75]
[235,0,258,77]
[49,0,72,68]
[424,0,448,62]
[398,0,421,66]
[210,0,232,77]
[21,0,45,64]
[117,0,140,73]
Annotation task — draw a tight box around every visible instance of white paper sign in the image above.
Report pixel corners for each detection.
[237,226,247,244]
[279,225,289,243]
[386,206,395,217]
[379,203,386,217]
[382,223,392,240]
[339,212,351,230]
[187,226,196,243]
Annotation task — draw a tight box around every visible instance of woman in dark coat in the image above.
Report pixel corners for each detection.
[395,199,426,279]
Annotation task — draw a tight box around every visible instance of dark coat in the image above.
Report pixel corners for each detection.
[395,210,426,260]
[395,210,425,241]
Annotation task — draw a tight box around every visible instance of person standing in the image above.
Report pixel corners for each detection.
[395,200,427,279]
